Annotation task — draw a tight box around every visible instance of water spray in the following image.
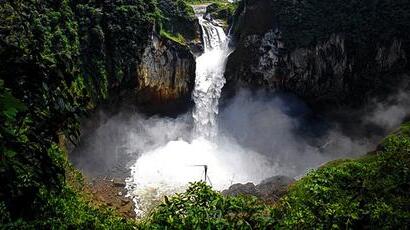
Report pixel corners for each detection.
[192,164,213,186]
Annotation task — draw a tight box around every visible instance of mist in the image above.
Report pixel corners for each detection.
[218,89,370,177]
[70,86,410,216]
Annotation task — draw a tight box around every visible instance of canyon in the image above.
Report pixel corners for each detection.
[1,0,410,228]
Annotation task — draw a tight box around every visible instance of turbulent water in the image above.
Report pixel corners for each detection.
[122,5,391,217]
[192,6,229,138]
[68,2,408,221]
[125,7,277,217]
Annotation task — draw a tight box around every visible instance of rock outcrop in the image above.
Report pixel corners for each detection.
[136,34,196,108]
[204,3,236,32]
[224,0,410,108]
[158,0,203,55]
[222,176,295,203]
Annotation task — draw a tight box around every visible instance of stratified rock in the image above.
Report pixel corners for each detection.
[224,0,410,109]
[137,34,196,107]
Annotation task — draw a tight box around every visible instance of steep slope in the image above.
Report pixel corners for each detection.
[225,0,410,108]
[0,0,197,226]
[137,33,196,112]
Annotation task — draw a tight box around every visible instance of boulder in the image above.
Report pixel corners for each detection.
[222,182,257,196]
[222,175,295,202]
[255,176,296,202]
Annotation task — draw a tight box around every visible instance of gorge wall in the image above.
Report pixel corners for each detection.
[77,0,199,110]
[136,34,196,109]
[0,0,198,220]
[224,0,410,109]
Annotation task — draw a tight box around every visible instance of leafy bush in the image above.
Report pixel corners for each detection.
[142,123,410,229]
[272,124,410,228]
[0,143,135,229]
[74,0,157,102]
[0,0,155,226]
[139,181,273,229]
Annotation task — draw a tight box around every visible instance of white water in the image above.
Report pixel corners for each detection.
[192,6,229,138]
[125,7,276,217]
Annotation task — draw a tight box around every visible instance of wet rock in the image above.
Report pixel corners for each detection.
[222,176,295,202]
[113,179,126,187]
[205,3,235,32]
[255,176,296,203]
[121,198,130,206]
[222,182,257,196]
[98,196,105,203]
[88,178,136,219]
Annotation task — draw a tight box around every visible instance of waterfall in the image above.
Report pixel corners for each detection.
[192,6,230,138]
[125,5,276,218]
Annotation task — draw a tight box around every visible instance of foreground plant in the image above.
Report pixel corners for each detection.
[141,123,410,229]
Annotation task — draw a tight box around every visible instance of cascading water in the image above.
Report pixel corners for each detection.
[125,6,276,217]
[192,5,229,138]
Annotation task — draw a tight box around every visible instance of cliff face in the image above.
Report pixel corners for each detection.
[225,0,410,108]
[158,0,203,55]
[75,0,199,109]
[204,2,236,32]
[137,34,196,107]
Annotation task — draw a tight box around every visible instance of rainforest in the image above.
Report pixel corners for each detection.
[1,0,410,229]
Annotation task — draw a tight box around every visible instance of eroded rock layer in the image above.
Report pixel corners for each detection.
[225,0,410,108]
[137,34,196,106]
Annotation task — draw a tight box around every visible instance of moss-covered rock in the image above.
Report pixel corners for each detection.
[158,0,203,54]
[205,2,236,30]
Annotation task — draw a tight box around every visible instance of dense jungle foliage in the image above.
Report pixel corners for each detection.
[232,0,410,51]
[0,0,236,226]
[0,0,158,226]
[1,0,409,228]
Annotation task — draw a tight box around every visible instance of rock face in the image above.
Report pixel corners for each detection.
[222,176,295,203]
[204,3,235,32]
[224,0,410,108]
[136,34,196,108]
[158,0,203,55]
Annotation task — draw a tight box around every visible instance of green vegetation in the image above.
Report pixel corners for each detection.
[0,0,156,227]
[1,0,409,228]
[206,2,238,25]
[156,0,237,43]
[1,145,136,229]
[273,126,410,228]
[139,182,270,229]
[142,123,410,229]
[156,0,198,43]
[160,30,187,45]
[75,0,157,101]
[234,0,410,51]
[183,0,233,4]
